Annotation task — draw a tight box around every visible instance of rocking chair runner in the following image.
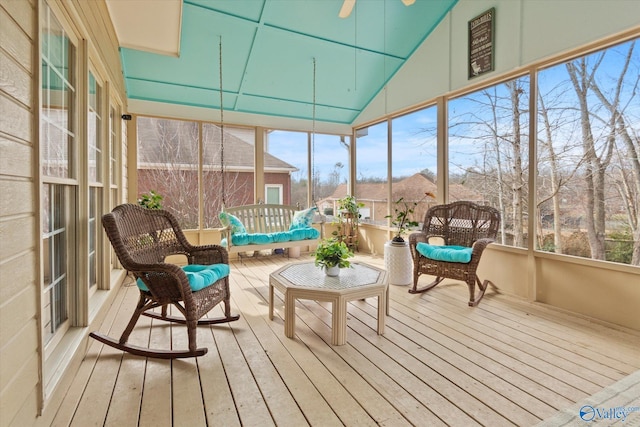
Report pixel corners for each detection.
[408,201,500,306]
[90,203,239,359]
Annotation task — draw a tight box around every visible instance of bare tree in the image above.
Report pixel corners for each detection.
[138,118,252,229]
[506,81,527,247]
[536,86,584,254]
[448,77,529,247]
[566,57,608,259]
[566,42,637,262]
[586,41,640,264]
[138,118,200,228]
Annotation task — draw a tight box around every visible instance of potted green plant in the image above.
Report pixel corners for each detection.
[386,197,420,245]
[336,195,363,216]
[384,192,435,286]
[312,238,354,276]
[137,190,163,210]
[386,192,435,244]
[332,195,364,250]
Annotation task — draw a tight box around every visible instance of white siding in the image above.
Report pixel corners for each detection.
[1,0,127,425]
[0,0,39,425]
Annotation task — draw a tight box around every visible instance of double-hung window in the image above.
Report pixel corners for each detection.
[40,0,77,348]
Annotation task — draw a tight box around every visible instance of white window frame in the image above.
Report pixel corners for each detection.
[265,184,283,204]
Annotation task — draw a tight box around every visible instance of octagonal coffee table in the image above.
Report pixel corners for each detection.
[269,261,388,345]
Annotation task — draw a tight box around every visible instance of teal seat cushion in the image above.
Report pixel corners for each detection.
[289,228,307,241]
[289,207,317,230]
[220,234,249,247]
[416,243,473,263]
[248,233,272,245]
[230,233,249,246]
[222,229,320,247]
[271,231,292,243]
[136,264,230,292]
[304,228,320,239]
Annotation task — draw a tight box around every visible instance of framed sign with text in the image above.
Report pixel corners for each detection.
[468,8,495,79]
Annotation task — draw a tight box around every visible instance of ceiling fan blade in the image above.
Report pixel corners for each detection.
[339,0,356,18]
[401,0,416,5]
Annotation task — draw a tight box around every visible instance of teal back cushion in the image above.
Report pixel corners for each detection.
[416,243,473,263]
[289,207,317,230]
[219,212,247,234]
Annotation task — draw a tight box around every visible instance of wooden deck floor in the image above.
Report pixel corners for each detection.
[52,254,640,426]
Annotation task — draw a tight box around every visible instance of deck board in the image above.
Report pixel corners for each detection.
[433,286,637,377]
[423,291,608,394]
[138,316,173,427]
[54,254,640,426]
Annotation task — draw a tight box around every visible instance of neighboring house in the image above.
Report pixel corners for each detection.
[137,118,298,226]
[320,173,485,225]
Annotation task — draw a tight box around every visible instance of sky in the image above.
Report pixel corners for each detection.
[266,39,639,182]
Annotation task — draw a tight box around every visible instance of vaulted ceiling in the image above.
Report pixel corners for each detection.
[107,0,457,126]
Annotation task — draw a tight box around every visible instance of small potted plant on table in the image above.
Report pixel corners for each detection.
[312,238,354,276]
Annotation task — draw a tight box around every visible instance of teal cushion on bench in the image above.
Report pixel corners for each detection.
[271,231,292,243]
[220,234,250,248]
[304,228,320,239]
[223,228,320,247]
[231,233,249,246]
[136,264,230,292]
[248,233,271,245]
[416,243,473,263]
[219,211,247,234]
[289,207,317,230]
[289,228,307,241]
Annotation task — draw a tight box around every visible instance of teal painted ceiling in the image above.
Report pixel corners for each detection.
[120,0,457,125]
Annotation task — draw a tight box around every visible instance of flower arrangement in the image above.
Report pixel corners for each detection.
[386,192,435,243]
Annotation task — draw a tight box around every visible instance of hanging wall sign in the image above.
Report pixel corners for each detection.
[468,8,495,79]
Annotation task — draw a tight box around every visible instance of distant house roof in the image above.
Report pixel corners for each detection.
[137,118,297,173]
[324,173,482,202]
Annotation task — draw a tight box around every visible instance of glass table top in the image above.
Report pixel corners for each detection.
[278,262,382,289]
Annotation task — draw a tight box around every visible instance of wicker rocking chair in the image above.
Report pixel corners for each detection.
[408,201,500,306]
[90,203,239,359]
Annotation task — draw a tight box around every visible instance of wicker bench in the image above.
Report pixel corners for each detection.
[219,204,323,257]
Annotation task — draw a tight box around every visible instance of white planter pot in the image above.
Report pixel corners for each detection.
[288,246,300,258]
[384,241,412,286]
[325,265,340,276]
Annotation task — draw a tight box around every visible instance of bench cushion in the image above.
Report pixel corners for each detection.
[136,264,230,292]
[221,228,320,247]
[289,207,317,230]
[416,243,473,263]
